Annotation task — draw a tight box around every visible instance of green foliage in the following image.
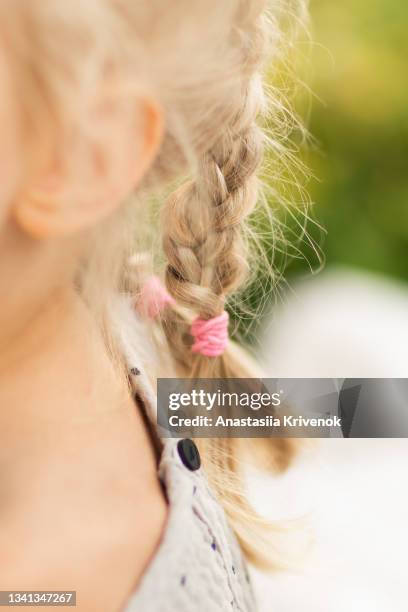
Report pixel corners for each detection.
[235,0,408,343]
[301,0,408,280]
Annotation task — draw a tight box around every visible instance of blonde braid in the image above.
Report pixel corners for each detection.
[162,29,266,375]
[159,10,297,568]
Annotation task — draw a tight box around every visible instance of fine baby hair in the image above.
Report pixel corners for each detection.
[3,0,306,569]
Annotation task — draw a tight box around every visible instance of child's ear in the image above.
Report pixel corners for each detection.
[13,94,163,238]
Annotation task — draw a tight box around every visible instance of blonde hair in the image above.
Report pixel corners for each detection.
[3,0,307,568]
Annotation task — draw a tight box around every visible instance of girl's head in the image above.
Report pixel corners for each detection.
[0,0,305,567]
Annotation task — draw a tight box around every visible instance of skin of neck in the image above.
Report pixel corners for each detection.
[0,219,167,607]
[0,217,128,441]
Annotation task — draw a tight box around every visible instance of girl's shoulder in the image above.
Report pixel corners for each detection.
[125,437,255,612]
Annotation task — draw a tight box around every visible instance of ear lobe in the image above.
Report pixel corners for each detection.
[13,96,163,239]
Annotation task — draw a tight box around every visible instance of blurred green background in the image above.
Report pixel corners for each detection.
[290,0,408,280]
[237,0,408,341]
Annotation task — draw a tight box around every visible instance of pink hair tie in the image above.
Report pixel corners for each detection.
[191,311,229,357]
[136,275,175,319]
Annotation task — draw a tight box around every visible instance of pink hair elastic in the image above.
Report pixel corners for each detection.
[191,311,229,357]
[136,275,175,319]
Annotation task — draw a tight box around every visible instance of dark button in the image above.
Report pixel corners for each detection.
[177,439,201,471]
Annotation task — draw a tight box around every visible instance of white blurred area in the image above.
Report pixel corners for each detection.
[261,267,408,378]
[249,267,408,612]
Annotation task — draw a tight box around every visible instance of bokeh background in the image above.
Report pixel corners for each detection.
[238,0,408,345]
[249,5,408,611]
[303,0,408,281]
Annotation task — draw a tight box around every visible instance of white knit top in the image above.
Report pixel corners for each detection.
[110,295,256,612]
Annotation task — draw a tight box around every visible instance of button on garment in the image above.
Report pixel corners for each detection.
[177,439,201,471]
